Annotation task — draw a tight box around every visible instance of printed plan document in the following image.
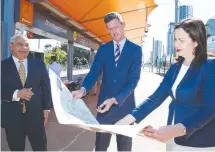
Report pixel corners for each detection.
[49,69,145,137]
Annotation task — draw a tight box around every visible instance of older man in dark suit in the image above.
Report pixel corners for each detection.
[1,34,52,151]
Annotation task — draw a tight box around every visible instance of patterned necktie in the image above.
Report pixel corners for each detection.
[115,44,120,67]
[18,61,26,113]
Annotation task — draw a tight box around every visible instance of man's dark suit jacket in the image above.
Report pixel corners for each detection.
[132,59,215,147]
[1,56,53,128]
[82,39,142,124]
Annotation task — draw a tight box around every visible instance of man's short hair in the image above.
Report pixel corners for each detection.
[10,34,28,43]
[104,12,123,24]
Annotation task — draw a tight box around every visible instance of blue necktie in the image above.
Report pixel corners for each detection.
[115,44,120,66]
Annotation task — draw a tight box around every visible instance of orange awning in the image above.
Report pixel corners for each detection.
[48,0,156,45]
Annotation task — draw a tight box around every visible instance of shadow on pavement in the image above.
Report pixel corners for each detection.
[1,90,99,151]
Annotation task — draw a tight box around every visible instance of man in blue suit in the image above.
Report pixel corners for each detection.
[1,35,53,151]
[72,12,142,151]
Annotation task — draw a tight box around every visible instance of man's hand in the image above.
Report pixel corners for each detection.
[96,98,117,113]
[71,88,85,100]
[43,110,50,127]
[17,88,34,101]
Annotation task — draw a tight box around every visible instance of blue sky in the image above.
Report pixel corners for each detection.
[143,0,215,62]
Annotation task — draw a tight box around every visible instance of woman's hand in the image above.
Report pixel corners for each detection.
[142,123,186,143]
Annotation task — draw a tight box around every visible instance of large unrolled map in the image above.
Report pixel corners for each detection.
[49,69,145,137]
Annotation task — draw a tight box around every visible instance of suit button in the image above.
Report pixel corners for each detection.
[114,80,116,83]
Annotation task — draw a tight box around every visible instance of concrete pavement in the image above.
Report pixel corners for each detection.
[1,70,171,151]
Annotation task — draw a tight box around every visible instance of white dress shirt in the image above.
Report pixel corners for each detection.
[112,38,126,104]
[171,64,189,98]
[113,38,127,54]
[12,56,28,101]
[171,64,189,125]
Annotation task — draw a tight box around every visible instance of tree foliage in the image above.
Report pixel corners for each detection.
[44,43,90,69]
[73,57,81,66]
[80,58,88,65]
[45,46,67,66]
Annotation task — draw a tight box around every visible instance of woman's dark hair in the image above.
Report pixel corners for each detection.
[174,18,208,65]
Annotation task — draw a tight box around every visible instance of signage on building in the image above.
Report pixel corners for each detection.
[73,31,78,41]
[33,6,99,50]
[73,31,99,50]
[19,0,34,27]
[33,6,74,41]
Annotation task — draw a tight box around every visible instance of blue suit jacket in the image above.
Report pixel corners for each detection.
[132,59,215,147]
[82,40,142,124]
[1,56,53,128]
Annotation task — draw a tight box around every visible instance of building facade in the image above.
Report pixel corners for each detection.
[206,19,215,56]
[179,5,193,21]
[206,19,215,37]
[167,22,175,56]
[153,40,162,65]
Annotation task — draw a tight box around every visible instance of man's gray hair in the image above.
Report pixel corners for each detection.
[10,34,28,43]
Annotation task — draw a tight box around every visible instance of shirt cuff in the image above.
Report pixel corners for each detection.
[81,87,86,96]
[113,98,118,104]
[12,90,20,101]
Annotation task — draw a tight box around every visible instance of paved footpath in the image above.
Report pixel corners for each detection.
[1,70,171,151]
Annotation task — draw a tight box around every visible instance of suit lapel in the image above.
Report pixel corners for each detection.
[176,64,197,91]
[25,57,33,88]
[168,61,197,100]
[9,56,23,87]
[168,62,182,100]
[109,41,116,68]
